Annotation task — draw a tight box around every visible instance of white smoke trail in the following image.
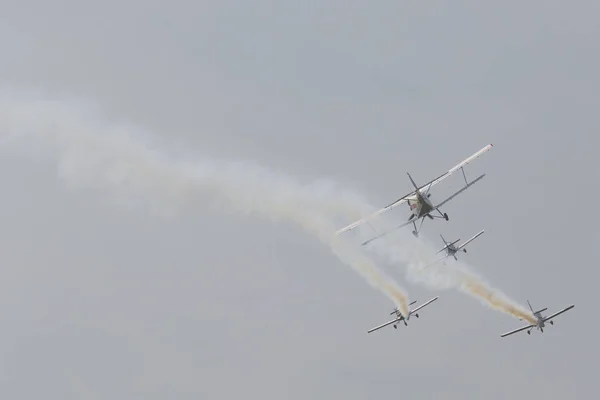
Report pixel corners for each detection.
[0,92,410,316]
[353,214,537,324]
[0,91,533,323]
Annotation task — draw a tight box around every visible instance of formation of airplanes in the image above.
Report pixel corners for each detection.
[335,144,575,337]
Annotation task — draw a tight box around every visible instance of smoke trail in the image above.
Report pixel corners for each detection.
[354,216,537,324]
[460,278,536,324]
[0,92,410,316]
[0,91,530,323]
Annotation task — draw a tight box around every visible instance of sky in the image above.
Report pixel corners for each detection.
[0,1,598,398]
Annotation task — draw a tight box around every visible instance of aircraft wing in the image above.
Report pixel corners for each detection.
[335,205,408,236]
[543,305,575,322]
[360,218,418,246]
[336,193,430,236]
[367,317,402,333]
[432,173,486,210]
[500,324,535,337]
[456,230,485,251]
[409,296,439,315]
[335,144,492,236]
[404,144,493,200]
[426,144,493,189]
[423,254,449,269]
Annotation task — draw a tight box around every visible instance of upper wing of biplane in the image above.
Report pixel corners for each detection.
[335,144,493,236]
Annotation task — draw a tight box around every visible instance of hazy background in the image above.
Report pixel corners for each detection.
[0,1,598,398]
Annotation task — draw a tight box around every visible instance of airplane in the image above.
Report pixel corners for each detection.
[425,230,485,267]
[335,144,493,244]
[367,296,439,333]
[500,301,575,337]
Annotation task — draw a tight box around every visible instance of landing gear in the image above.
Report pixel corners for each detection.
[463,249,467,253]
[414,314,419,318]
[436,209,449,221]
[527,330,531,335]
[550,321,554,325]
[393,324,397,329]
[412,230,419,237]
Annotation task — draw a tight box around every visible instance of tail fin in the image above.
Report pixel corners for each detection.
[437,234,449,253]
[440,234,448,246]
[406,172,420,191]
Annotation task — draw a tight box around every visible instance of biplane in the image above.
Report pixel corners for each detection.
[335,144,493,244]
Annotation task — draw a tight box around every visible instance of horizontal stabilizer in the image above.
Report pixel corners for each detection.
[390,301,417,315]
[437,238,460,254]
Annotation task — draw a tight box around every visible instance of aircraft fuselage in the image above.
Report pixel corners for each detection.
[447,245,458,255]
[536,318,545,330]
[529,313,551,334]
[408,192,435,219]
[392,312,407,329]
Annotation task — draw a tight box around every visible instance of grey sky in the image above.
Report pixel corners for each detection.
[0,1,598,398]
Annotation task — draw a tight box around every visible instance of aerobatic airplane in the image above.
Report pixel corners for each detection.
[500,301,575,337]
[425,230,485,267]
[367,297,439,333]
[336,144,493,244]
